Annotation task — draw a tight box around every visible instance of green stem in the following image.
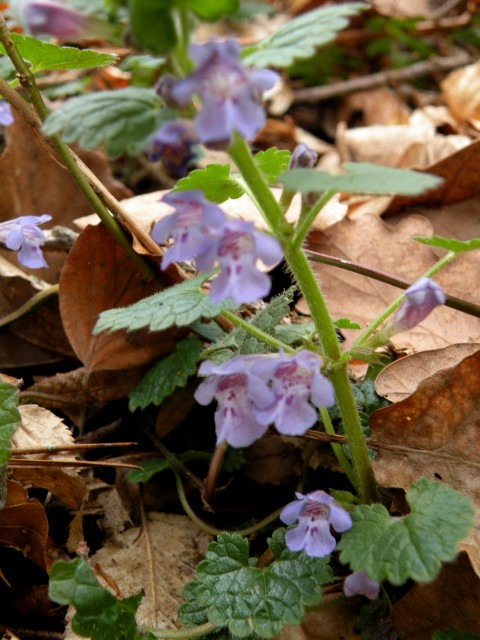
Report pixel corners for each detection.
[319,408,356,489]
[349,251,457,352]
[145,622,218,639]
[293,190,336,250]
[219,310,295,353]
[228,138,376,503]
[0,14,154,279]
[228,132,291,235]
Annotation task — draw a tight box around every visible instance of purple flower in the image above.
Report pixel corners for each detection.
[0,102,13,127]
[289,144,318,169]
[194,357,270,447]
[146,120,198,178]
[196,219,282,305]
[151,190,225,269]
[21,1,119,41]
[171,40,278,146]
[281,490,352,557]
[391,277,445,334]
[249,350,335,435]
[0,214,51,268]
[344,571,380,600]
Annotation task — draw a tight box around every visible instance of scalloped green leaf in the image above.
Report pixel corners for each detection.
[173,165,244,204]
[242,3,367,68]
[338,478,474,585]
[43,88,172,157]
[432,628,480,640]
[94,272,237,335]
[129,335,202,411]
[0,379,20,467]
[279,163,443,195]
[48,558,142,640]
[187,0,239,21]
[254,148,291,184]
[413,235,480,254]
[179,529,332,638]
[0,34,117,72]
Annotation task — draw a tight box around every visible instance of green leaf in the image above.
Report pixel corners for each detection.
[351,380,389,415]
[254,148,291,184]
[129,335,202,411]
[173,165,244,204]
[274,321,316,346]
[94,272,237,335]
[413,235,480,254]
[206,288,294,362]
[126,458,173,483]
[338,477,474,585]
[334,318,361,330]
[43,88,172,157]
[279,163,443,196]
[0,379,20,467]
[242,3,367,68]
[49,558,142,640]
[0,34,117,73]
[187,0,239,21]
[129,0,177,55]
[179,529,332,638]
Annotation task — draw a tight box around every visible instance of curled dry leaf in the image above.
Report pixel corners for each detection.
[375,343,480,402]
[369,350,480,575]
[59,223,179,371]
[441,60,480,127]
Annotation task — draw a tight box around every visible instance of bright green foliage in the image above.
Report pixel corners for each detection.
[129,336,202,410]
[432,628,480,640]
[338,478,474,585]
[179,529,333,638]
[43,89,171,157]
[334,318,361,330]
[206,288,294,362]
[0,34,117,72]
[174,165,244,204]
[242,3,367,68]
[94,273,237,335]
[254,148,291,184]
[279,163,443,195]
[187,0,239,21]
[0,379,20,467]
[128,0,177,55]
[48,558,143,640]
[413,235,480,254]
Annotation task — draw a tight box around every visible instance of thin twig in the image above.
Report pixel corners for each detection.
[13,442,137,455]
[8,458,141,469]
[293,53,472,103]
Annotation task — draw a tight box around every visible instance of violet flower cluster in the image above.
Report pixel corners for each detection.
[280,490,352,557]
[343,571,380,600]
[151,190,282,304]
[0,214,51,268]
[194,350,335,447]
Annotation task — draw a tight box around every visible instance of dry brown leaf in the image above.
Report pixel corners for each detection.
[59,223,179,371]
[0,480,50,572]
[337,88,410,127]
[63,512,211,638]
[441,60,480,126]
[22,365,149,425]
[369,350,480,574]
[304,214,480,353]
[12,404,74,453]
[375,343,480,402]
[391,553,480,639]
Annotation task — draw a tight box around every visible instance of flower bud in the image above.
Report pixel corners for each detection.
[289,143,318,169]
[0,101,13,127]
[391,277,445,334]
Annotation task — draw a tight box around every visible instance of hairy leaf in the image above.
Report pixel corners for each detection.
[254,148,291,184]
[49,558,142,640]
[0,34,117,72]
[173,165,244,204]
[279,163,443,196]
[0,379,20,466]
[179,529,332,637]
[43,89,172,157]
[129,336,202,411]
[413,235,480,254]
[338,478,473,585]
[242,3,367,68]
[94,272,237,335]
